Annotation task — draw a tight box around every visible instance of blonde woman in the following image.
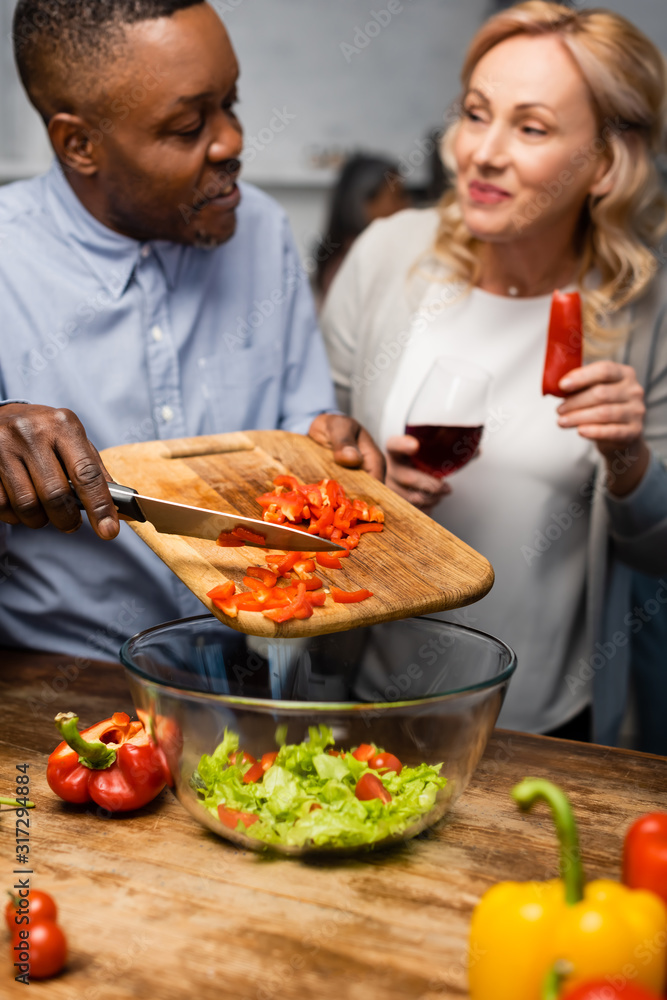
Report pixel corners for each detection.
[321,1,667,745]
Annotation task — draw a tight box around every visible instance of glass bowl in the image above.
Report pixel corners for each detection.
[120,615,515,856]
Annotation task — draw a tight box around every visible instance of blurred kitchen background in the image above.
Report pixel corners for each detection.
[1,0,666,263]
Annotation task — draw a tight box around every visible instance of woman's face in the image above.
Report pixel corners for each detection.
[453,33,611,245]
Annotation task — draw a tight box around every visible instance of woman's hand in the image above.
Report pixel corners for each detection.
[385,435,451,512]
[556,361,650,496]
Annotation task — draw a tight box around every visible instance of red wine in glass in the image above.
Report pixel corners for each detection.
[405,357,492,478]
[406,424,483,477]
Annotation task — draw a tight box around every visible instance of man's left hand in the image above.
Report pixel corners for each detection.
[308,414,385,481]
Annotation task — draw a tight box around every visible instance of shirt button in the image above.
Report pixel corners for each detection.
[161,405,174,423]
[141,245,151,259]
[151,325,164,342]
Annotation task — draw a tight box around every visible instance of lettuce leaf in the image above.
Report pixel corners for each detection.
[192,725,447,849]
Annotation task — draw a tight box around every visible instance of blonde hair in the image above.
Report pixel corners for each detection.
[432,1,667,348]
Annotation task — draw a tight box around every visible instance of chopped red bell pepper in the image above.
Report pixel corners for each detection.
[245,566,278,588]
[206,580,236,601]
[46,712,170,812]
[316,552,343,570]
[542,290,583,397]
[216,532,246,547]
[622,812,667,909]
[353,523,384,535]
[232,526,267,545]
[331,587,373,603]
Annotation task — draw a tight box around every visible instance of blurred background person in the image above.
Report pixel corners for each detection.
[313,153,411,306]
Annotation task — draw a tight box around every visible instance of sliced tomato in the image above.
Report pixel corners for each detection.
[242,761,264,784]
[355,773,391,804]
[217,804,259,829]
[229,751,256,766]
[331,587,373,603]
[370,752,403,775]
[260,751,279,772]
[352,743,376,762]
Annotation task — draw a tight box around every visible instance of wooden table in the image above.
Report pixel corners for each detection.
[2,649,666,999]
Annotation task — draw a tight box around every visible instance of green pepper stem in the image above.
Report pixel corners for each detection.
[0,797,35,809]
[54,712,117,770]
[512,778,584,905]
[542,961,573,1000]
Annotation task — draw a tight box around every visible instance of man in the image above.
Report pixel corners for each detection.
[0,0,382,660]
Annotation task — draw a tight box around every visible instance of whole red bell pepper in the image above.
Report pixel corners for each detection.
[543,962,662,1000]
[623,812,667,908]
[542,290,583,397]
[47,711,171,812]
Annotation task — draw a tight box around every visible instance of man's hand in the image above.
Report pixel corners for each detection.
[308,414,385,481]
[385,434,451,512]
[0,404,120,539]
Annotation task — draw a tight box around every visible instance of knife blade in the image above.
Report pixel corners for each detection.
[72,481,345,552]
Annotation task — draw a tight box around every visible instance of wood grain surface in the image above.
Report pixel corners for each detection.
[99,432,494,638]
[2,650,666,999]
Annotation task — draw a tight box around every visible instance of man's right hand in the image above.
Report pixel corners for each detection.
[0,404,120,539]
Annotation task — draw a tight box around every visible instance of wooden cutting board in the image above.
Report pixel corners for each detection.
[100,431,494,636]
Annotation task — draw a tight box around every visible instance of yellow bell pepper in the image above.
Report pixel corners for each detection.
[468,779,667,1000]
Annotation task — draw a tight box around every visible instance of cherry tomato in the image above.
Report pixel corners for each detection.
[370,752,403,776]
[355,773,391,804]
[12,920,67,979]
[242,762,264,784]
[260,752,279,772]
[217,804,258,829]
[352,744,376,762]
[5,890,57,933]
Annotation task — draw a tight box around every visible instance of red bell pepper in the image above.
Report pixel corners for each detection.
[46,711,170,812]
[560,986,660,1000]
[623,812,667,908]
[331,586,373,603]
[542,290,583,397]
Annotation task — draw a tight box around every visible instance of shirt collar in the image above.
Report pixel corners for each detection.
[45,160,186,298]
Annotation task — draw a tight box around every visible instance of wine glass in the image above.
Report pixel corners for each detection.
[405,356,492,478]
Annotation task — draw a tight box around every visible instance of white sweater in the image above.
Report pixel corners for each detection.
[321,207,667,743]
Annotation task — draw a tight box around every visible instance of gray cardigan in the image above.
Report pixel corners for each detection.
[321,208,667,745]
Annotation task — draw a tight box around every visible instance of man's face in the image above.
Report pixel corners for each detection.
[84,3,243,246]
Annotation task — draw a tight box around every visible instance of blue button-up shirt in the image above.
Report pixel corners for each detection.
[0,161,336,660]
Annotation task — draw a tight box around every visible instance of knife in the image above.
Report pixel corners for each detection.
[71,481,345,552]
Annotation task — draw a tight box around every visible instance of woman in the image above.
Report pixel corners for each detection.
[321,1,667,745]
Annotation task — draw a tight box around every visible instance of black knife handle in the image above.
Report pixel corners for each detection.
[68,480,147,523]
